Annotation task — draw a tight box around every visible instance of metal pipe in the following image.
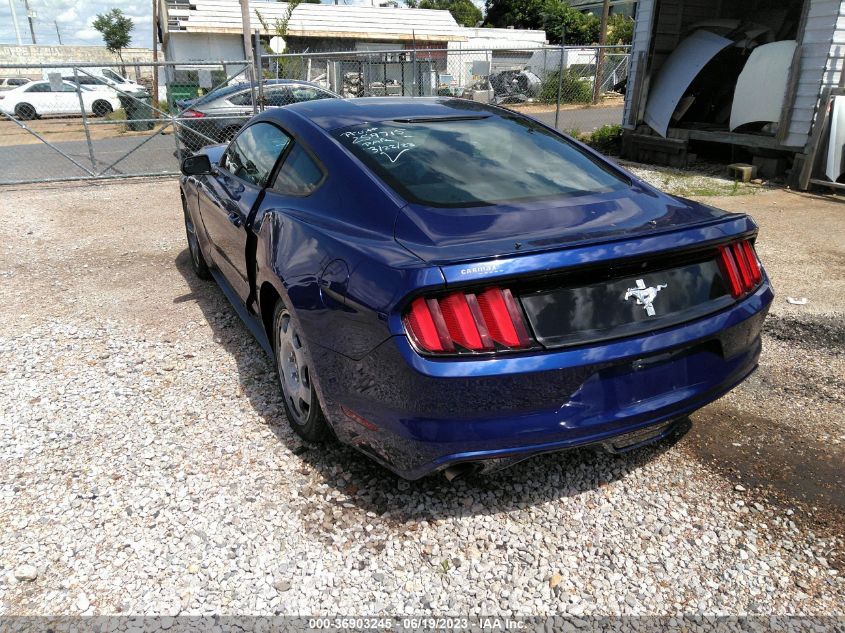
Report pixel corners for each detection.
[72,68,98,172]
[23,0,36,44]
[8,0,22,46]
[152,0,159,111]
[554,40,565,130]
[256,45,631,60]
[253,30,262,114]
[1,173,180,186]
[0,60,253,69]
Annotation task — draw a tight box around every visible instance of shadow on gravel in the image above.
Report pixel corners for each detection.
[174,249,688,521]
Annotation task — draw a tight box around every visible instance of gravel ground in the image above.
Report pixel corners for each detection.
[0,177,842,617]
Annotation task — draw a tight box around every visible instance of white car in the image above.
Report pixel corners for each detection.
[0,80,121,119]
[0,77,32,91]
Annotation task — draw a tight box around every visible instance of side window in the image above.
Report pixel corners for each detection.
[273,144,324,196]
[222,122,291,187]
[289,86,333,103]
[10,78,27,86]
[263,87,293,107]
[60,83,78,92]
[228,90,253,106]
[26,83,50,93]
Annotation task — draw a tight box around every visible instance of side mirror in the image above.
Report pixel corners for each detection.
[181,154,213,176]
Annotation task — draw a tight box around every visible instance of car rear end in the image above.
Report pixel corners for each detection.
[318,103,773,479]
[324,215,772,479]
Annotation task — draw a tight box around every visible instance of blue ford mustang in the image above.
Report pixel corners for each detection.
[179,97,773,480]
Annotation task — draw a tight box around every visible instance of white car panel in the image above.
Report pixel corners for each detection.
[730,40,797,132]
[644,30,734,138]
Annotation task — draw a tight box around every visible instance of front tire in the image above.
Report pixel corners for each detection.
[182,200,211,280]
[273,302,330,442]
[15,103,36,120]
[92,100,113,117]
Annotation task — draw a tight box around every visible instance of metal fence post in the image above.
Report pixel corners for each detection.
[554,44,565,130]
[72,67,98,172]
[254,30,262,113]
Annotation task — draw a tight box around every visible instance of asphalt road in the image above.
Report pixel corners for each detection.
[0,106,624,184]
[0,134,181,184]
[530,106,624,133]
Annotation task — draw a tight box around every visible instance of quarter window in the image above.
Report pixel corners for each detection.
[222,122,291,187]
[273,144,324,196]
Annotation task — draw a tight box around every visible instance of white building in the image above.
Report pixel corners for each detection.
[158,0,545,61]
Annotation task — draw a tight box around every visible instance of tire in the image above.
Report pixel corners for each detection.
[182,200,211,280]
[15,103,35,120]
[273,301,330,442]
[92,100,113,117]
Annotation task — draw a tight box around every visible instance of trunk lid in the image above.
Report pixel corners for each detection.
[394,186,734,265]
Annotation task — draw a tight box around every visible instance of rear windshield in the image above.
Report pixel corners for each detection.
[333,115,628,207]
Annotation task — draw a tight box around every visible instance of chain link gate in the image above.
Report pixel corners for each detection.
[0,60,253,186]
[0,47,629,186]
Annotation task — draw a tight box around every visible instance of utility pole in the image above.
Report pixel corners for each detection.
[239,0,253,64]
[152,0,159,108]
[23,0,36,44]
[8,0,23,45]
[54,20,62,44]
[592,0,610,105]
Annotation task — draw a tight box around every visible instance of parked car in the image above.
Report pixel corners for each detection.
[43,67,144,96]
[0,80,121,119]
[60,74,148,99]
[176,80,338,152]
[0,77,32,91]
[178,97,773,480]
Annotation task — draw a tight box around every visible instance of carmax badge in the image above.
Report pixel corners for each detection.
[625,279,668,317]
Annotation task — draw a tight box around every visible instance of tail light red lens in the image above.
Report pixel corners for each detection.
[718,239,763,298]
[404,287,532,355]
[181,109,205,118]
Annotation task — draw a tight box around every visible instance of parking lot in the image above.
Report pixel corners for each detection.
[0,175,842,616]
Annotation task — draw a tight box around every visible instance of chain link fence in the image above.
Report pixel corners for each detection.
[0,46,628,186]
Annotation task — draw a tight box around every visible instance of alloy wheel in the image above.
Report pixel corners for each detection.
[276,310,312,426]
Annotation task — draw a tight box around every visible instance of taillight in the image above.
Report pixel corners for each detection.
[180,109,205,118]
[404,287,533,355]
[718,239,763,298]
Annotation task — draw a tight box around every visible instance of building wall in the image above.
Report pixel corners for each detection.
[783,0,845,148]
[622,0,845,151]
[165,33,245,62]
[0,45,154,78]
[622,0,655,129]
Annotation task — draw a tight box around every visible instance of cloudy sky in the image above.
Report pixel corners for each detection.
[0,0,487,48]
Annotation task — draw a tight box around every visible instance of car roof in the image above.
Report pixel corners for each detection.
[278,97,506,131]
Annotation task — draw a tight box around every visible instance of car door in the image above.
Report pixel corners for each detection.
[21,82,52,113]
[55,82,82,114]
[197,121,292,302]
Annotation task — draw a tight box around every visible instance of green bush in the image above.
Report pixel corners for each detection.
[586,124,623,152]
[539,70,593,104]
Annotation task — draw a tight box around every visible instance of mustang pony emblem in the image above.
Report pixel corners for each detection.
[624,279,668,317]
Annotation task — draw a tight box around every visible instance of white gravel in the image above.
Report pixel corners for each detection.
[0,179,842,617]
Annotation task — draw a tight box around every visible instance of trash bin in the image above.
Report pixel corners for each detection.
[119,93,155,132]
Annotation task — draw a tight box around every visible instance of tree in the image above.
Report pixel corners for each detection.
[542,3,599,45]
[255,0,320,52]
[607,13,634,45]
[483,0,599,45]
[417,0,483,27]
[92,8,134,63]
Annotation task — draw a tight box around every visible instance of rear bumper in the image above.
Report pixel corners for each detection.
[313,283,773,479]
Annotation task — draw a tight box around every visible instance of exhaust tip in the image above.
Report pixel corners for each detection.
[443,463,479,482]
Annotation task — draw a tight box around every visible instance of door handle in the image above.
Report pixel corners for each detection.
[227,212,242,227]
